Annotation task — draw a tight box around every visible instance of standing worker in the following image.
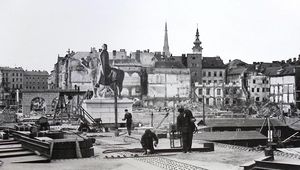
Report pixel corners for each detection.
[141,129,158,154]
[177,108,196,153]
[122,109,132,135]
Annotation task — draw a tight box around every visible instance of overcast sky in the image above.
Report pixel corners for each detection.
[0,0,299,72]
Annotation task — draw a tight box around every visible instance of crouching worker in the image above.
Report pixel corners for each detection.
[141,129,158,154]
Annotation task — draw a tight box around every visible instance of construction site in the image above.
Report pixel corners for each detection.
[0,88,299,170]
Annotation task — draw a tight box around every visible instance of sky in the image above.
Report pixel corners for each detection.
[0,0,299,72]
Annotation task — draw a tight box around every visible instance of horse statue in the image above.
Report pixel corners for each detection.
[80,53,124,98]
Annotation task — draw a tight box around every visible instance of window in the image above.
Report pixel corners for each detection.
[208,80,211,84]
[16,84,18,88]
[12,73,14,76]
[225,89,229,95]
[20,84,22,89]
[253,79,256,84]
[198,88,203,95]
[135,87,141,93]
[217,89,221,95]
[219,71,223,77]
[12,84,14,89]
[208,72,211,77]
[252,88,254,92]
[214,71,217,77]
[219,80,223,84]
[257,88,260,92]
[198,98,203,102]
[256,97,260,101]
[214,80,217,84]
[206,98,209,104]
[12,78,14,82]
[203,71,206,77]
[206,88,210,95]
[262,88,265,92]
[203,80,206,84]
[236,128,241,131]
[225,99,229,104]
[16,73,18,76]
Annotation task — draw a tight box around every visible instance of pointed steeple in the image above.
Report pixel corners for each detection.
[163,22,171,57]
[192,26,203,54]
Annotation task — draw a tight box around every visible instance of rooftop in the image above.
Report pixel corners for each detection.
[24,70,49,76]
[202,57,226,69]
[155,60,185,68]
[227,67,248,75]
[264,65,295,77]
[205,118,287,127]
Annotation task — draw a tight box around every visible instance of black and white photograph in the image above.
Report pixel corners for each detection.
[0,0,300,169]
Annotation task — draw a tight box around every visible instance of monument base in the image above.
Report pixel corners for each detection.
[81,97,133,124]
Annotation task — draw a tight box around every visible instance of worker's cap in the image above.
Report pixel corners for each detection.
[124,109,128,112]
[145,129,151,133]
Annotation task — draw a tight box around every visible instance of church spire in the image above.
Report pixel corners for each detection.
[192,26,203,54]
[163,22,170,57]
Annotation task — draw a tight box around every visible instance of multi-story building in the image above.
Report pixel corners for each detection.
[113,59,142,99]
[296,65,300,110]
[246,71,270,103]
[145,61,190,107]
[50,47,145,99]
[194,82,224,107]
[0,67,24,107]
[23,70,49,90]
[202,57,226,85]
[110,49,127,60]
[265,66,296,113]
[130,50,157,67]
[187,28,203,85]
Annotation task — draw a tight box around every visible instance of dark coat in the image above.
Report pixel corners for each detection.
[123,112,132,127]
[99,50,111,85]
[141,130,158,150]
[177,109,196,133]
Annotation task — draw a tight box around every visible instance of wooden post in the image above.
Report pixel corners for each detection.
[114,83,119,136]
[203,84,206,125]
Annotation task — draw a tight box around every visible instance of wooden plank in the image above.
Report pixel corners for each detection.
[11,155,50,163]
[0,150,35,158]
[0,147,25,153]
[1,155,50,163]
[0,144,21,149]
[0,141,19,145]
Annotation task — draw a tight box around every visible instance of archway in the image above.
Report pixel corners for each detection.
[30,97,46,114]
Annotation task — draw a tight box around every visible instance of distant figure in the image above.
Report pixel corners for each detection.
[177,108,196,153]
[141,129,158,154]
[122,109,132,135]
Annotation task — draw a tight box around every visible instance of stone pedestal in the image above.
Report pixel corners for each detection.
[81,98,133,124]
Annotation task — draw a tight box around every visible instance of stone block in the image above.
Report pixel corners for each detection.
[82,97,133,124]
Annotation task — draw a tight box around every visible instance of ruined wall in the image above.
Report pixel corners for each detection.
[22,90,59,115]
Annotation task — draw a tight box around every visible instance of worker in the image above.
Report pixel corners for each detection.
[177,108,196,153]
[122,109,132,135]
[141,129,158,154]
